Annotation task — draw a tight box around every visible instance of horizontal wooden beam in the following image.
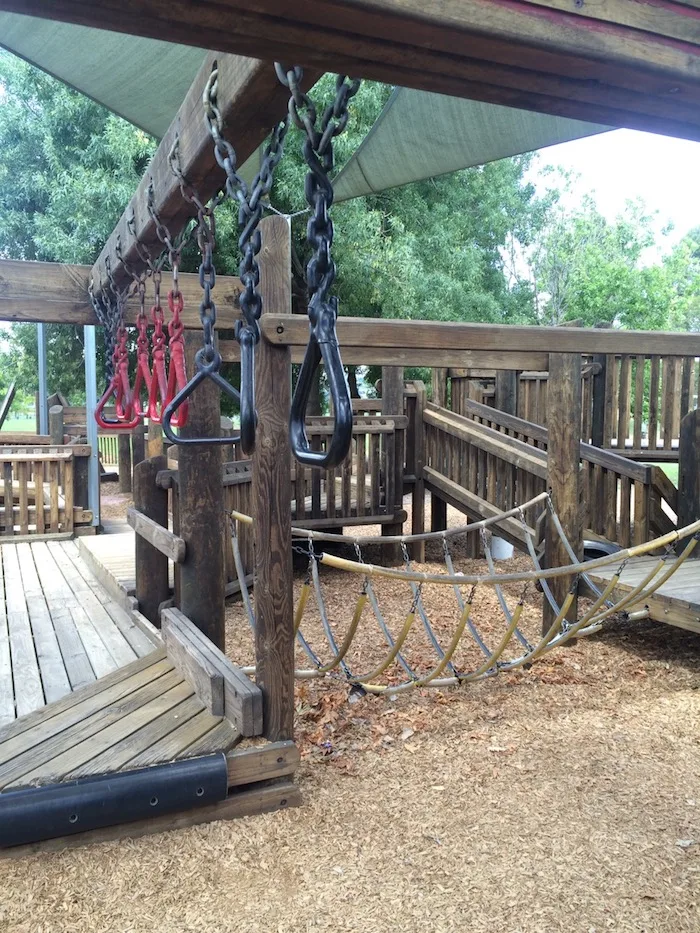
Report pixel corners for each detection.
[220,338,548,370]
[5,1,700,140]
[87,53,316,295]
[226,740,299,787]
[262,315,700,358]
[162,610,225,716]
[0,260,241,328]
[127,507,187,562]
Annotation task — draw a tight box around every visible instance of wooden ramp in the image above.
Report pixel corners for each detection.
[588,556,700,634]
[0,539,157,726]
[0,649,239,792]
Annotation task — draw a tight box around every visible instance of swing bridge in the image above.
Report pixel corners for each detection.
[0,0,699,853]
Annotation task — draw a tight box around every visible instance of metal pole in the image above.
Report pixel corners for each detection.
[37,323,48,435]
[84,325,100,528]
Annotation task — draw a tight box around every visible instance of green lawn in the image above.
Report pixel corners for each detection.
[655,463,679,487]
[1,416,36,433]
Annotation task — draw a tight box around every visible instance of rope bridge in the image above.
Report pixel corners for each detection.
[229,493,700,696]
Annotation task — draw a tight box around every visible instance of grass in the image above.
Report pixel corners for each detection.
[0,415,36,433]
[656,463,679,487]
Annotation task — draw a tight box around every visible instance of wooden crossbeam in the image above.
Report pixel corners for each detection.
[85,53,316,296]
[0,260,241,328]
[261,314,700,358]
[4,1,700,140]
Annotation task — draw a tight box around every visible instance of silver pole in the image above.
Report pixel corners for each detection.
[37,323,48,435]
[84,325,100,528]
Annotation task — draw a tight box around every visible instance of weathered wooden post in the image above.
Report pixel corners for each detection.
[132,424,146,468]
[118,433,132,493]
[147,421,163,458]
[679,409,700,529]
[381,365,404,563]
[411,381,427,562]
[177,330,226,649]
[134,455,170,625]
[49,404,64,445]
[254,214,294,742]
[543,352,583,634]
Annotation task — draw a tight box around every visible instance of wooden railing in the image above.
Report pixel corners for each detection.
[425,399,678,550]
[0,444,92,538]
[447,353,699,461]
[98,434,119,466]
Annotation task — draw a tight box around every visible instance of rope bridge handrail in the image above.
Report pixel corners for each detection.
[228,495,700,695]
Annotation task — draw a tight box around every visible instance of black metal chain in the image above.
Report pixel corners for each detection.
[275,65,360,469]
[88,277,116,382]
[203,64,290,346]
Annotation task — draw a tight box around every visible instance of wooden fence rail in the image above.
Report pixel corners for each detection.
[426,399,677,551]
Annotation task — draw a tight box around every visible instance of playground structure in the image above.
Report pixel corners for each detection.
[0,0,699,853]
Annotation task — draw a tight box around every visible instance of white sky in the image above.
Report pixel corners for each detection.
[530,128,700,260]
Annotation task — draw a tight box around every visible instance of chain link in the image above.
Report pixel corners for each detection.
[203,64,289,345]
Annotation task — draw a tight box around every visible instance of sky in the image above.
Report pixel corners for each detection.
[530,128,700,259]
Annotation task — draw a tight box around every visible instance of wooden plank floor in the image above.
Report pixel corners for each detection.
[588,556,700,633]
[0,648,240,791]
[0,539,156,727]
[79,527,174,604]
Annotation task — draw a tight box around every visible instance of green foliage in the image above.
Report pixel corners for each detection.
[665,227,700,333]
[529,195,675,330]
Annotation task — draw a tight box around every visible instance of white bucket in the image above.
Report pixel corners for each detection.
[490,536,514,561]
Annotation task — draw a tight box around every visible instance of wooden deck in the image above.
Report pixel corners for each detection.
[588,557,700,634]
[0,539,157,726]
[0,648,240,792]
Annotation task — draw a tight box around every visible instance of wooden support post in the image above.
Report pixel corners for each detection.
[134,455,170,626]
[147,421,163,459]
[118,433,132,494]
[381,365,404,564]
[253,215,294,742]
[495,370,518,415]
[48,405,64,445]
[679,409,700,530]
[132,424,146,469]
[73,453,89,510]
[410,381,427,562]
[431,368,448,408]
[544,353,582,634]
[177,331,226,649]
[220,415,236,588]
[590,324,611,447]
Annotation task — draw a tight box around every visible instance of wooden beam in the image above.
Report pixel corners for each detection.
[221,340,548,370]
[162,606,263,734]
[162,611,225,717]
[88,53,316,294]
[6,1,700,140]
[253,215,294,743]
[127,507,187,563]
[679,409,700,530]
[226,740,299,786]
[0,260,241,328]
[262,315,700,358]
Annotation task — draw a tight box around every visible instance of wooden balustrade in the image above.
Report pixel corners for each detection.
[447,353,699,461]
[0,445,92,538]
[426,398,678,550]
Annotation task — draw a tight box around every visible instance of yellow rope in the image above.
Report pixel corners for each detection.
[294,583,311,635]
[313,594,368,674]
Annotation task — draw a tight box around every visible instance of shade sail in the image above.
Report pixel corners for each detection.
[333,88,609,201]
[0,12,207,137]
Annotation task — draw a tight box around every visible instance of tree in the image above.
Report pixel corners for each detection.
[665,227,700,333]
[528,195,674,330]
[0,52,156,402]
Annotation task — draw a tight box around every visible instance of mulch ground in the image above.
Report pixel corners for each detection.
[4,498,698,931]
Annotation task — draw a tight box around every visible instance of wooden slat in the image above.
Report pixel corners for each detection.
[42,541,138,669]
[648,355,660,452]
[15,543,71,705]
[67,690,204,778]
[162,607,262,737]
[617,355,631,448]
[633,354,645,451]
[162,613,224,716]
[662,356,675,449]
[1,544,44,717]
[0,550,14,725]
[4,669,186,788]
[226,740,299,787]
[16,461,28,536]
[124,707,231,769]
[2,464,12,537]
[0,649,167,748]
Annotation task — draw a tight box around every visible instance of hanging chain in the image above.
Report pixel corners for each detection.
[275,65,360,470]
[203,63,290,346]
[275,66,360,311]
